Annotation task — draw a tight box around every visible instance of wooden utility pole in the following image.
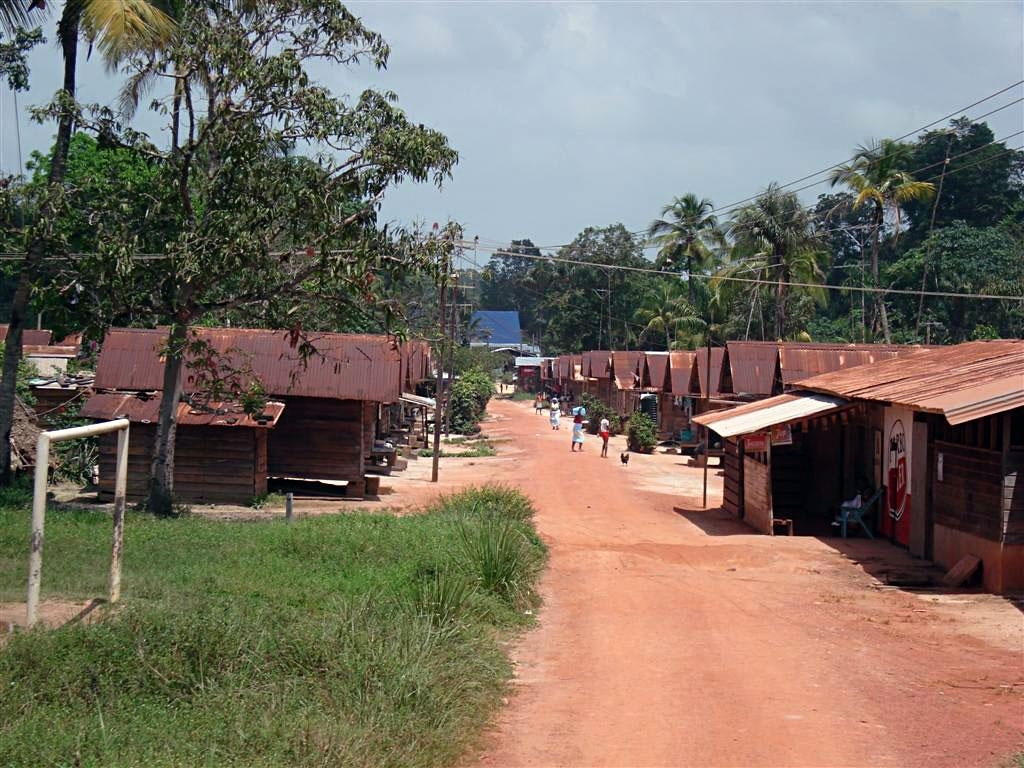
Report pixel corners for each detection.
[702,332,712,509]
[431,255,449,483]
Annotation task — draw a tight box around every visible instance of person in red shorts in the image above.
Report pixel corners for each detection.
[599,416,610,458]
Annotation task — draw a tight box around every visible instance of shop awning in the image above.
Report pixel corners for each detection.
[400,392,436,410]
[692,392,847,438]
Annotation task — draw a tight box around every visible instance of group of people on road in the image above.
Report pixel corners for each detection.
[534,392,610,456]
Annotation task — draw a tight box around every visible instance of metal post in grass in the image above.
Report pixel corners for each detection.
[26,418,130,628]
[285,492,294,523]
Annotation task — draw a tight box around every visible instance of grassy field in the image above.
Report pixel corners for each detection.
[0,482,546,767]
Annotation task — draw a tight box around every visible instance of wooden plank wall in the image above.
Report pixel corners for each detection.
[362,402,377,455]
[931,440,1003,541]
[98,424,266,504]
[769,439,805,523]
[743,455,772,534]
[1005,451,1023,545]
[32,388,85,427]
[723,438,741,517]
[267,397,364,491]
[658,393,689,439]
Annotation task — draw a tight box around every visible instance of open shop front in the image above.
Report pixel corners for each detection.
[695,394,888,538]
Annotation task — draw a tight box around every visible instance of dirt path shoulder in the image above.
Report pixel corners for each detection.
[468,398,1022,768]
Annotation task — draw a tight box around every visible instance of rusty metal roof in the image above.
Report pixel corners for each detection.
[641,352,670,391]
[582,350,610,378]
[400,340,432,388]
[0,326,54,345]
[81,392,285,428]
[694,347,726,397]
[778,342,919,385]
[668,351,695,394]
[95,327,404,403]
[795,340,1024,424]
[726,342,780,396]
[693,392,847,437]
[24,345,78,358]
[609,351,642,389]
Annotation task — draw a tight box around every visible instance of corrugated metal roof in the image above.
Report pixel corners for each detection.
[470,310,522,345]
[401,340,431,388]
[95,327,404,403]
[642,352,670,391]
[24,345,78,358]
[668,351,695,394]
[0,326,54,345]
[400,392,436,410]
[726,342,780,396]
[582,350,610,379]
[81,392,285,428]
[610,351,643,389]
[778,343,918,384]
[693,392,847,437]
[515,356,549,367]
[694,347,726,397]
[796,340,1024,422]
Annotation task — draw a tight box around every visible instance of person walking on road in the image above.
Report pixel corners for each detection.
[534,392,544,415]
[571,405,587,452]
[549,397,561,430]
[599,416,611,458]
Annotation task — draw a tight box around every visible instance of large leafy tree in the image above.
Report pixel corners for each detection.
[479,238,545,342]
[885,222,1024,342]
[537,224,653,353]
[647,193,724,303]
[829,139,934,343]
[903,119,1024,238]
[70,0,456,515]
[0,0,174,483]
[728,183,824,340]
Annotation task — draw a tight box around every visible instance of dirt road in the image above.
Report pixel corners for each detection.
[427,398,1023,768]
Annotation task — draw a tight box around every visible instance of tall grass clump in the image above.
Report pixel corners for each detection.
[0,485,546,767]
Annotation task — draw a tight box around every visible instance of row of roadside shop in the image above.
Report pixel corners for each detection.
[521,340,1024,593]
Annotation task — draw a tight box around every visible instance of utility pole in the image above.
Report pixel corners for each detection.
[431,250,449,483]
[702,331,712,509]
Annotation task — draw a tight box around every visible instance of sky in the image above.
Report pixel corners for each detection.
[1,1,1022,258]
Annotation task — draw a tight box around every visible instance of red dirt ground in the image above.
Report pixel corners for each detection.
[448,398,1022,768]
[21,397,1024,766]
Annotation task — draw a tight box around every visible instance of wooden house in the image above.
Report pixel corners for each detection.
[695,340,1024,593]
[608,351,643,417]
[81,393,285,504]
[87,327,405,501]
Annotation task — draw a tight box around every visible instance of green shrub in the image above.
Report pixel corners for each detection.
[580,393,620,435]
[626,411,657,453]
[449,367,495,434]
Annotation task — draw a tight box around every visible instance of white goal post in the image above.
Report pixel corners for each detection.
[26,418,130,628]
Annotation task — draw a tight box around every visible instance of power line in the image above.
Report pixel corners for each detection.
[476,80,1024,251]
[468,243,1024,303]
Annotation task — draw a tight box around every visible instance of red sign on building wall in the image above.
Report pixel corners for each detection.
[882,407,912,545]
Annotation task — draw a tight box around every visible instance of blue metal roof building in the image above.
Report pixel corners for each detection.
[469,310,540,355]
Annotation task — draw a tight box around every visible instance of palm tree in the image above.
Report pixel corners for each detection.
[829,139,935,343]
[633,280,701,350]
[729,183,824,340]
[647,193,724,304]
[0,0,175,484]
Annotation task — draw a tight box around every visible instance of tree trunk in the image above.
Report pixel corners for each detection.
[870,207,891,343]
[147,322,188,516]
[0,18,79,485]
